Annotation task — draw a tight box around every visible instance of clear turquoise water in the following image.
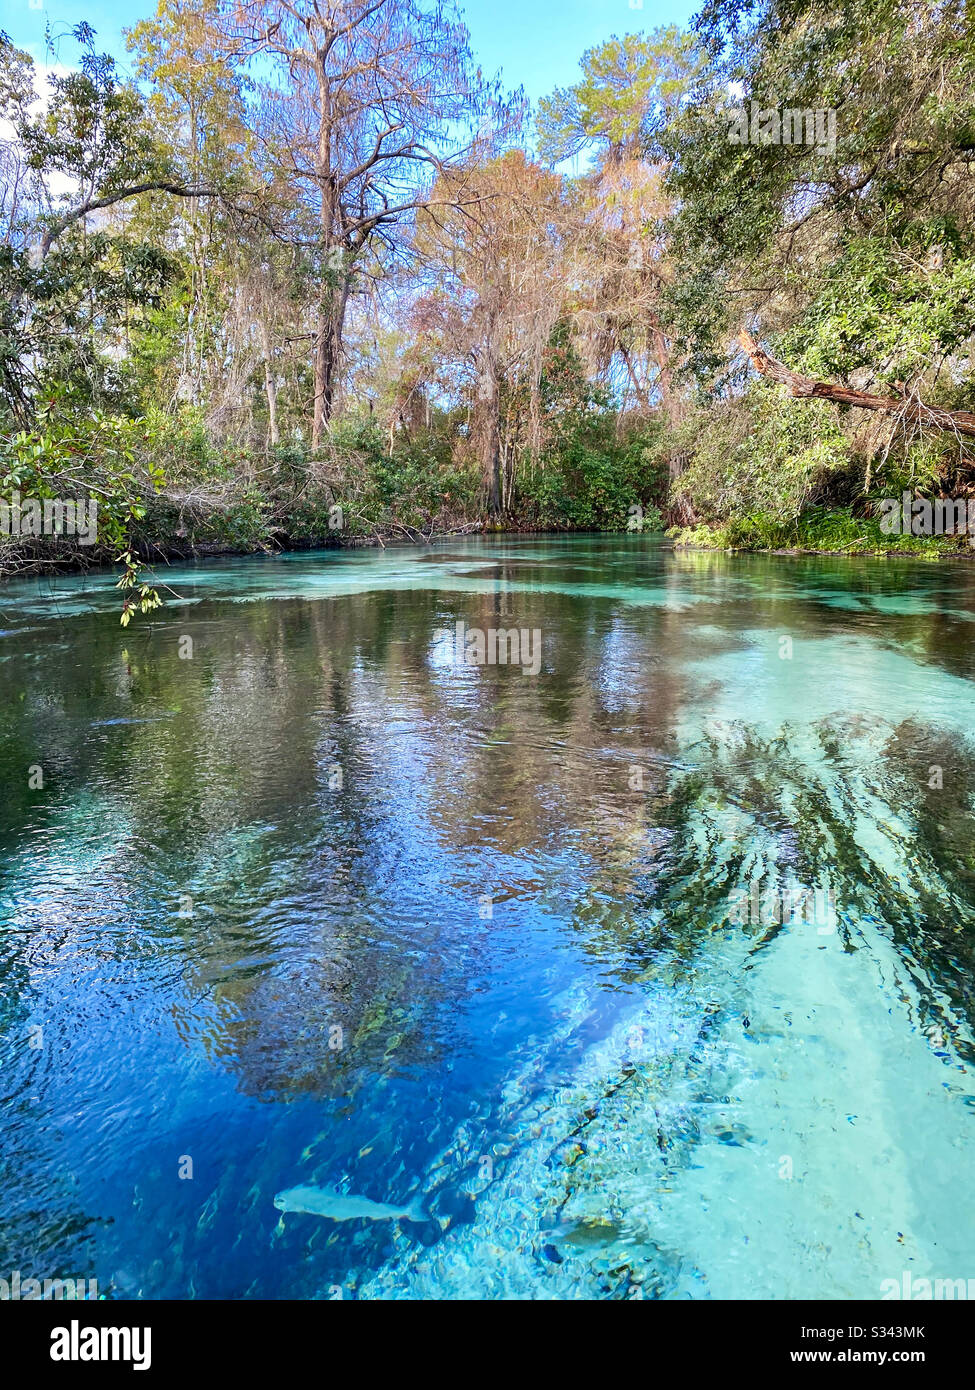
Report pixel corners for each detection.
[0,534,974,1299]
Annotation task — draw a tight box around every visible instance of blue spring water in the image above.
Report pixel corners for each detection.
[0,534,973,1299]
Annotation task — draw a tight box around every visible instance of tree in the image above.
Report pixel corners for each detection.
[415,151,564,512]
[740,329,975,440]
[126,0,255,409]
[666,0,975,393]
[537,28,700,435]
[537,28,701,169]
[219,0,499,446]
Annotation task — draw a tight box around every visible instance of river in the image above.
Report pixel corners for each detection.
[1,534,973,1299]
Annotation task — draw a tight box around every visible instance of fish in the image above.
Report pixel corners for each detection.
[89,715,173,727]
[272,1184,427,1224]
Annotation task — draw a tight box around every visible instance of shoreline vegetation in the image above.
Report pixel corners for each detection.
[2,1,975,607]
[667,514,975,560]
[5,506,973,584]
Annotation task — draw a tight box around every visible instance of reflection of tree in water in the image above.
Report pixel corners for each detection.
[192,583,699,1099]
[362,705,975,1297]
[2,542,975,1293]
[620,710,975,1048]
[4,562,974,1071]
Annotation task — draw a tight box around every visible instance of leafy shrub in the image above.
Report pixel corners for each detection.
[661,386,852,524]
[669,505,965,556]
[516,426,666,530]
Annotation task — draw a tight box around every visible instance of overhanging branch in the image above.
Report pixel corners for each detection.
[40,182,236,259]
[739,329,975,440]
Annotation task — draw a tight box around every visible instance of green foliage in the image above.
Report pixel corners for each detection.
[321,419,480,536]
[516,427,665,532]
[0,26,183,422]
[22,29,162,192]
[537,27,702,165]
[781,231,975,389]
[656,0,975,543]
[504,326,667,530]
[880,436,960,498]
[0,405,164,618]
[669,506,967,557]
[664,0,975,390]
[662,386,852,524]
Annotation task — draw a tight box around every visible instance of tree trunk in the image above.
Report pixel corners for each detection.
[311,278,350,449]
[476,348,502,515]
[312,305,337,449]
[260,320,279,447]
[650,317,676,423]
[740,330,975,439]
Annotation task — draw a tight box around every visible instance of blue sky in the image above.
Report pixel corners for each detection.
[0,0,698,105]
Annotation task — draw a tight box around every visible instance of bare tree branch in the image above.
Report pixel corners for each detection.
[740,329,975,439]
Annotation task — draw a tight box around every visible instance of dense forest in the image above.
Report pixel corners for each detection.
[1,0,974,619]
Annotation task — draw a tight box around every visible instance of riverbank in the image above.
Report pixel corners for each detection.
[0,518,669,589]
[0,519,634,584]
[3,515,970,591]
[5,499,973,595]
[668,507,975,559]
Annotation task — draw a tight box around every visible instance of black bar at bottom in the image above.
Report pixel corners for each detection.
[2,1297,962,1375]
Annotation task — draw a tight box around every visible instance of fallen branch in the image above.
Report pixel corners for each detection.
[739,329,975,439]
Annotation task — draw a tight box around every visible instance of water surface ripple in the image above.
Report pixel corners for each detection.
[0,536,973,1299]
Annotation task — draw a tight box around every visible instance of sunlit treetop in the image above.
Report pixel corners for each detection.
[536,27,703,169]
